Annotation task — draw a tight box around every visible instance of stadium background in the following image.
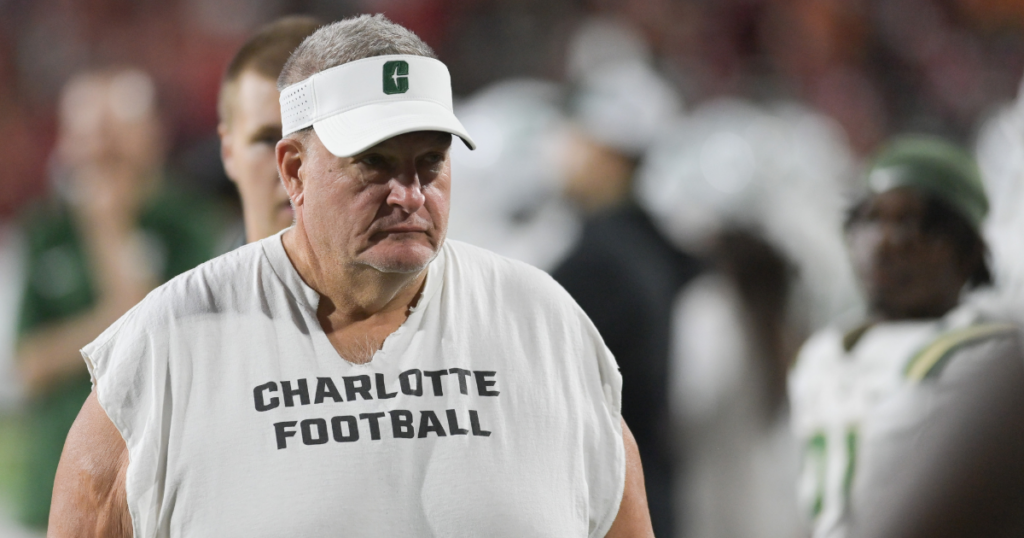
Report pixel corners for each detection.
[2,0,1024,536]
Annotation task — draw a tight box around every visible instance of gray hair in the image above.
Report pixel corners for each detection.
[278,14,436,91]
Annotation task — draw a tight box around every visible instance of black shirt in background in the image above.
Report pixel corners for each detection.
[553,201,703,538]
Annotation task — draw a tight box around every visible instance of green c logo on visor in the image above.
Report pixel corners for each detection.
[383,60,409,94]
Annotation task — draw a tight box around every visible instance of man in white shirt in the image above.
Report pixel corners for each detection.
[48,14,652,538]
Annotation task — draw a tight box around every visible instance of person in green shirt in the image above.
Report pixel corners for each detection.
[14,67,218,529]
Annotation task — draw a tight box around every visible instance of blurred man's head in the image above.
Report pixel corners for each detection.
[55,67,165,218]
[219,15,320,243]
[57,67,164,181]
[561,62,681,213]
[561,17,680,213]
[845,136,991,321]
[275,14,474,275]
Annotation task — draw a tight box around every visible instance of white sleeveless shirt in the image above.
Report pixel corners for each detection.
[83,233,624,538]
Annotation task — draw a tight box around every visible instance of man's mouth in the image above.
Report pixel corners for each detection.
[368,224,430,243]
[381,225,427,234]
[870,264,910,289]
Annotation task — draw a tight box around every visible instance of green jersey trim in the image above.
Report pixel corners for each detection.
[904,322,1016,381]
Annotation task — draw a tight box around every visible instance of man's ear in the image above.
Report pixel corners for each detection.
[277,135,305,207]
[218,122,238,184]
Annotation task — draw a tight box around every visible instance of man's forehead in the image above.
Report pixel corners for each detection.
[871,186,925,205]
[235,71,283,126]
[860,187,928,218]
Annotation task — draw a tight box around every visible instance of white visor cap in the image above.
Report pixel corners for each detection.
[280,54,476,157]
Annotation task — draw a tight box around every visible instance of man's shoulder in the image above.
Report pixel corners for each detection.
[905,320,1019,382]
[129,240,268,321]
[443,239,580,311]
[445,239,562,286]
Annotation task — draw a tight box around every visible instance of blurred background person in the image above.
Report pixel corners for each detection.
[218,15,320,246]
[551,17,699,537]
[558,16,678,215]
[637,98,858,538]
[790,135,1007,538]
[447,79,580,272]
[11,67,220,530]
[974,78,1024,321]
[843,75,1024,538]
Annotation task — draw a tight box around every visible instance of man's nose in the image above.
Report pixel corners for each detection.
[386,173,426,213]
[863,220,918,265]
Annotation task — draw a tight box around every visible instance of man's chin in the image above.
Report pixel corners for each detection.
[359,242,439,274]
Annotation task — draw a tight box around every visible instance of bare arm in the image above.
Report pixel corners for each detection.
[17,304,137,395]
[17,235,154,396]
[18,168,156,396]
[49,390,132,538]
[606,419,655,538]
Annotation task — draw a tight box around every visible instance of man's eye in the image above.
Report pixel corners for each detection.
[362,155,387,168]
[422,153,444,165]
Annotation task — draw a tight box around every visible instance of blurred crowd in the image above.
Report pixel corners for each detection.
[3,0,1024,536]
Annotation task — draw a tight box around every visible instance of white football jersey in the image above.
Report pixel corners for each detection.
[788,307,980,538]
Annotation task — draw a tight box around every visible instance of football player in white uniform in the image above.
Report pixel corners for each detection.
[789,135,1014,538]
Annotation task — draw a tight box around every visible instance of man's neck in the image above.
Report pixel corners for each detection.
[870,300,959,324]
[280,226,427,326]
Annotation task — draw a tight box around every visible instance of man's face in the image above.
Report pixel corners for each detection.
[220,71,293,242]
[846,187,967,319]
[293,130,453,274]
[58,71,163,177]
